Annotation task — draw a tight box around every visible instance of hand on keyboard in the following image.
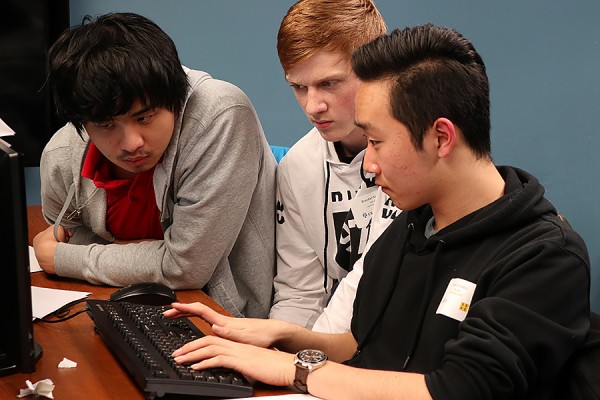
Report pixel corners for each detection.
[172,334,297,389]
[165,301,301,349]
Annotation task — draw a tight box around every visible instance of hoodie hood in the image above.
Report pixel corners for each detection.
[408,166,557,251]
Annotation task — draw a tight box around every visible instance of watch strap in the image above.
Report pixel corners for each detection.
[293,365,310,393]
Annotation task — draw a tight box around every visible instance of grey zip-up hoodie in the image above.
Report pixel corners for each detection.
[39,68,277,318]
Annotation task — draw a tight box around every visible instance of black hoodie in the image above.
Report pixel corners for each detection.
[349,166,590,400]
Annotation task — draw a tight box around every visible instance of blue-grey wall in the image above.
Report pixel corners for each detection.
[27,0,600,311]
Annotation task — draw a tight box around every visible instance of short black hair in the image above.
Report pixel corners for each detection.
[48,12,189,135]
[352,24,491,159]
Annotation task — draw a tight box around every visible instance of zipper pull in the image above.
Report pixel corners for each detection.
[66,208,82,220]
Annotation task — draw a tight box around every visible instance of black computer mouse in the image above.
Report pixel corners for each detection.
[110,282,177,306]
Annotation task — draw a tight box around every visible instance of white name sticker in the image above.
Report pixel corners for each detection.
[349,186,378,228]
[436,278,477,322]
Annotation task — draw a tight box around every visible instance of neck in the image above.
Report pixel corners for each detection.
[336,127,367,158]
[431,158,505,231]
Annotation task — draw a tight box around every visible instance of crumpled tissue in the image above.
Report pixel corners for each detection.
[17,379,55,399]
[58,357,77,368]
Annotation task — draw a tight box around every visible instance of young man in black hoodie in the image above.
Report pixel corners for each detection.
[165,24,591,400]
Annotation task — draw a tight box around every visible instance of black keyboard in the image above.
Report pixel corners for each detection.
[86,300,253,399]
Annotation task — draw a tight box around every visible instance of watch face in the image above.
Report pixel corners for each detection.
[298,349,327,363]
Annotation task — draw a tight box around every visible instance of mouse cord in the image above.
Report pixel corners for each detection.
[36,298,89,323]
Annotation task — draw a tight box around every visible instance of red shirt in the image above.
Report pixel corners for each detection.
[81,143,163,240]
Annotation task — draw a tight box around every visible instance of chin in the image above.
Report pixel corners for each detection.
[314,125,338,138]
[319,132,347,144]
[118,163,150,177]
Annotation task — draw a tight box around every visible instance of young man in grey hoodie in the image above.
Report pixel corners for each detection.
[32,12,276,318]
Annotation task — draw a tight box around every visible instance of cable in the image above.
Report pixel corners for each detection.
[36,298,89,323]
[37,308,89,323]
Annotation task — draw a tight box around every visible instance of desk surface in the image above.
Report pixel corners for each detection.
[0,205,290,399]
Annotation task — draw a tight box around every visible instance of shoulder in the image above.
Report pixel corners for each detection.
[279,129,324,171]
[43,123,88,163]
[534,213,590,266]
[176,69,263,149]
[44,123,82,150]
[278,129,326,189]
[40,124,90,186]
[185,68,254,112]
[500,210,589,262]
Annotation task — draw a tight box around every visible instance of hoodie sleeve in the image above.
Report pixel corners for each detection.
[270,155,329,328]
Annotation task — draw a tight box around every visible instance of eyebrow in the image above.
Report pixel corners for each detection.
[286,72,347,86]
[129,105,154,118]
[354,120,372,131]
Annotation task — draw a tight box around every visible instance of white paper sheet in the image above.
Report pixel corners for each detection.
[31,286,90,320]
[29,246,43,272]
[0,117,15,137]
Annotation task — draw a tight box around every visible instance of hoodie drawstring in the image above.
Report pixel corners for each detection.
[53,183,77,241]
[402,239,444,369]
[52,183,101,241]
[322,162,332,293]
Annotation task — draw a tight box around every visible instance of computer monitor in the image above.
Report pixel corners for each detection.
[0,139,41,376]
[0,0,70,167]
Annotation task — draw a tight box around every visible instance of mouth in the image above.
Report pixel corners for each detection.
[375,180,388,191]
[312,120,333,130]
[122,155,149,167]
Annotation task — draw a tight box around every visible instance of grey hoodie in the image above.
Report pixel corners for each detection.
[39,68,276,318]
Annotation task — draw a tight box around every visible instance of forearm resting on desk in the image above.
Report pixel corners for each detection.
[32,224,70,274]
[308,362,432,400]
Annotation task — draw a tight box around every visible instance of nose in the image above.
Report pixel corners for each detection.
[305,88,327,116]
[120,123,144,153]
[363,145,380,176]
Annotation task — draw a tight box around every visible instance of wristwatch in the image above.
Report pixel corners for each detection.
[293,349,328,393]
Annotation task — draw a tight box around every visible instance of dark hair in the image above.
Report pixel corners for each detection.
[48,12,188,135]
[352,24,491,159]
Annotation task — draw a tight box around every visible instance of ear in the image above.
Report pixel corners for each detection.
[432,118,456,158]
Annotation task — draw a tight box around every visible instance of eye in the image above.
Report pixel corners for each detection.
[138,113,154,124]
[290,83,306,91]
[95,120,115,129]
[369,139,379,146]
[321,81,334,88]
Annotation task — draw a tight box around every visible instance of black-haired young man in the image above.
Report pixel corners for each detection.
[33,13,276,318]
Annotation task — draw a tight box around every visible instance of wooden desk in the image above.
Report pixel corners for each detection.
[0,206,290,399]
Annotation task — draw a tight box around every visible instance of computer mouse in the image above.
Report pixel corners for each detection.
[110,282,177,306]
